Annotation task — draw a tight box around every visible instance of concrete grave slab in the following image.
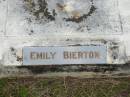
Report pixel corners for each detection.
[0,0,130,66]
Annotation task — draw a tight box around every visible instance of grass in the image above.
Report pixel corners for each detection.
[0,77,130,97]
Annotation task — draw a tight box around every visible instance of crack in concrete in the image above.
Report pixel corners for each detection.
[116,0,124,33]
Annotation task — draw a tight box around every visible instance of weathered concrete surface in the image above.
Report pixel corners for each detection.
[0,37,126,66]
[5,0,123,35]
[0,0,130,66]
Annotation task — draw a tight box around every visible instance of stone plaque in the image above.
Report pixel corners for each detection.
[23,46,107,65]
